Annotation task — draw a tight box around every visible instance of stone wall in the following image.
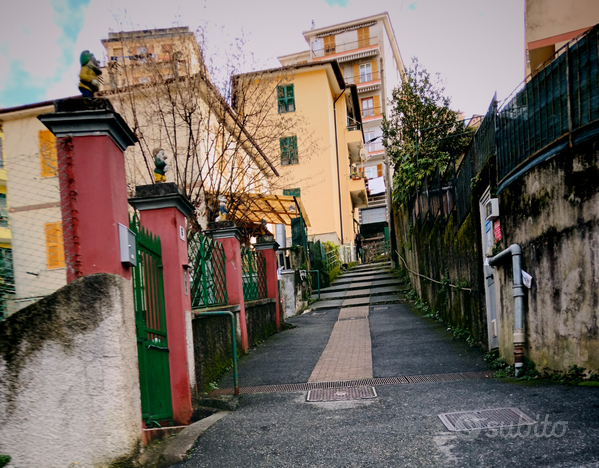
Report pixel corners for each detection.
[496,138,599,373]
[0,273,142,467]
[245,299,277,346]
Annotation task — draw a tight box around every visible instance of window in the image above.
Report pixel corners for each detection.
[280,136,298,166]
[283,188,301,197]
[359,63,372,83]
[364,131,376,152]
[324,35,336,55]
[39,130,57,177]
[277,84,295,113]
[45,222,65,270]
[364,166,377,179]
[361,98,374,117]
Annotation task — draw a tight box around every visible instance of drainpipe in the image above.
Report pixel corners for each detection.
[487,244,525,376]
[333,89,346,243]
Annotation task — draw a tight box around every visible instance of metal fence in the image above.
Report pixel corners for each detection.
[324,245,341,274]
[188,231,228,309]
[241,246,267,302]
[497,24,599,182]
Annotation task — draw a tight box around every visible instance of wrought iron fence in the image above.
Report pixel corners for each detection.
[363,240,390,263]
[497,24,599,182]
[188,231,228,309]
[241,246,267,302]
[324,245,341,274]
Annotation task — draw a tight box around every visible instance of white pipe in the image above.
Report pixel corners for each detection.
[488,244,526,375]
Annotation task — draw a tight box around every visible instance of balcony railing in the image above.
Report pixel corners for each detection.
[365,140,384,153]
[344,71,382,85]
[361,106,382,119]
[313,36,380,58]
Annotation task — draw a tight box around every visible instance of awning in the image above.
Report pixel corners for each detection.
[228,194,311,227]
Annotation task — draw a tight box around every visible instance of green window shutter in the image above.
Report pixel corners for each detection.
[277,84,295,113]
[283,188,301,197]
[280,135,298,166]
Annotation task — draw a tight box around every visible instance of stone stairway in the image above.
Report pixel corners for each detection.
[310,261,405,310]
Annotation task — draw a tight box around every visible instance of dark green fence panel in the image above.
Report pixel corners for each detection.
[241,246,267,302]
[188,231,228,309]
[130,215,173,426]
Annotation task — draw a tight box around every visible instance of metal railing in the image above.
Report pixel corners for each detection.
[312,35,380,58]
[240,246,267,302]
[361,106,383,119]
[497,24,599,183]
[324,246,341,274]
[188,231,228,309]
[344,71,382,85]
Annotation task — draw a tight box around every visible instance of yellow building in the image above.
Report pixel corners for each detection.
[0,123,14,318]
[277,12,404,241]
[101,27,204,89]
[233,60,367,246]
[526,0,599,75]
[0,101,65,316]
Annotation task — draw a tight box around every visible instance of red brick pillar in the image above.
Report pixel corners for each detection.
[129,183,195,426]
[254,236,281,331]
[38,98,137,282]
[206,222,249,353]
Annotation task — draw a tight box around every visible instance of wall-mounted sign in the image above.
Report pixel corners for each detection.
[179,226,185,241]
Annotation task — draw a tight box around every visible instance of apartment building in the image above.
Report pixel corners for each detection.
[526,0,599,75]
[233,60,367,245]
[100,27,204,89]
[278,12,404,240]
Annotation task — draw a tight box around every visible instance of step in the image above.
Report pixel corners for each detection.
[333,272,396,284]
[320,278,404,293]
[310,294,403,310]
[311,284,405,301]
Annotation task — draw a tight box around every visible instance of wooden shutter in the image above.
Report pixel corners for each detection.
[352,64,360,84]
[39,130,58,177]
[358,28,370,48]
[324,36,335,55]
[372,59,378,80]
[373,95,381,115]
[377,164,383,178]
[45,222,65,269]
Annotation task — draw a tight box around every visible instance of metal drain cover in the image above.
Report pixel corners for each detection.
[307,386,377,402]
[438,407,537,431]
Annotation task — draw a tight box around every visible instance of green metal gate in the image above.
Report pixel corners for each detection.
[130,216,173,426]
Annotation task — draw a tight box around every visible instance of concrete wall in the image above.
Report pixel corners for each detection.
[0,273,142,468]
[245,299,277,346]
[496,138,599,373]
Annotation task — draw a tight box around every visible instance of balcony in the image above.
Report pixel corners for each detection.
[344,71,382,93]
[361,105,382,120]
[365,140,384,154]
[312,36,380,62]
[348,176,368,209]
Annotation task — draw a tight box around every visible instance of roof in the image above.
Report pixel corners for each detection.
[233,59,346,95]
[230,194,311,227]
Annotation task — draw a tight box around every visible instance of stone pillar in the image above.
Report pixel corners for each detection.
[254,235,281,331]
[205,221,249,353]
[129,183,195,426]
[38,98,137,282]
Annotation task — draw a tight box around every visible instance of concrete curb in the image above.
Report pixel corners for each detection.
[160,412,230,466]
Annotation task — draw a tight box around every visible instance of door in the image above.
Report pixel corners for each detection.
[130,216,173,426]
[479,189,499,349]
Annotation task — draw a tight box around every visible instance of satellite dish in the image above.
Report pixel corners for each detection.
[359,147,368,161]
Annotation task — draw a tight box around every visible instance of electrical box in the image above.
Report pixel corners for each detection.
[485,198,500,221]
[118,223,137,266]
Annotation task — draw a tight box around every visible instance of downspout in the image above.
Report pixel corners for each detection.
[487,244,525,376]
[333,89,346,243]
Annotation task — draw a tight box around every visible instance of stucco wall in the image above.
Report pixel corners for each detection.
[0,273,142,468]
[496,138,599,373]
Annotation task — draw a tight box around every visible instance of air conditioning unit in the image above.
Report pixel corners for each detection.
[485,198,499,221]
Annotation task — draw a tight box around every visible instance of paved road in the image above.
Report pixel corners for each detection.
[179,264,599,467]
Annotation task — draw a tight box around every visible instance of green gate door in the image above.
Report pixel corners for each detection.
[130,216,173,426]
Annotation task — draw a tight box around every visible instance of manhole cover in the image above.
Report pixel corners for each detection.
[438,407,537,431]
[307,386,377,402]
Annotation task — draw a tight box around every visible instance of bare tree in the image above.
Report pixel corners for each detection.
[99,27,318,232]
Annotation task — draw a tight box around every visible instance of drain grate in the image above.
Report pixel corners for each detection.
[338,316,368,321]
[438,407,537,432]
[307,386,377,402]
[211,371,494,395]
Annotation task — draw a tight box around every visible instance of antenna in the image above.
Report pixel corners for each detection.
[311,20,315,30]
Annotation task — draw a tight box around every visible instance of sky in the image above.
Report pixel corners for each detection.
[0,0,525,118]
